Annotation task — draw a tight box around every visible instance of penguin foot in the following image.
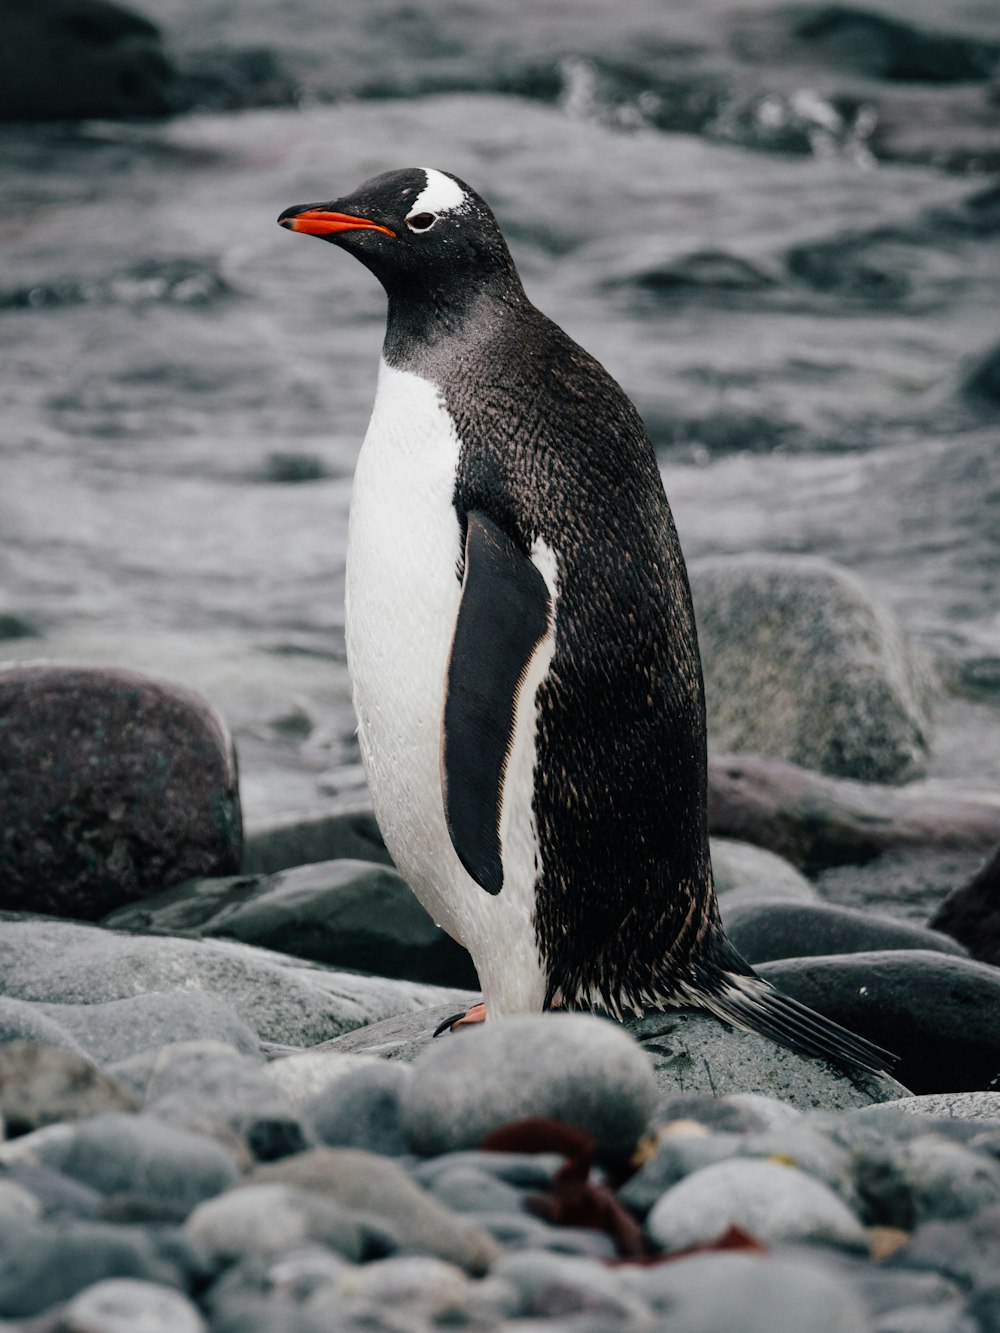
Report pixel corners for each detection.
[432,1003,487,1036]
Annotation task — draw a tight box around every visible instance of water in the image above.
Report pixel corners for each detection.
[1,0,999,829]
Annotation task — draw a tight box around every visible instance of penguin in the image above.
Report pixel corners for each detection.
[278,168,894,1074]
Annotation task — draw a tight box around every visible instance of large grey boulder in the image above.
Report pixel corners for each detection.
[0,664,241,918]
[690,554,935,784]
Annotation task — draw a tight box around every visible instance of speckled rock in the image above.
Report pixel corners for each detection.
[723,899,966,965]
[400,1014,658,1161]
[56,1278,207,1333]
[0,664,241,917]
[103,858,478,988]
[647,1157,868,1252]
[0,918,475,1046]
[625,1009,908,1112]
[870,1092,1000,1122]
[250,1149,500,1275]
[0,1042,136,1135]
[690,554,934,783]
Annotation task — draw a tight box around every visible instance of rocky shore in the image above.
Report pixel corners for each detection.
[2,621,1000,1328]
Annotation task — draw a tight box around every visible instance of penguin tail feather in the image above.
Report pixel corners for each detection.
[693,972,897,1076]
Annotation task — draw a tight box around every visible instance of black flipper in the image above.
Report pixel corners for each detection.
[442,511,551,895]
[698,971,897,1075]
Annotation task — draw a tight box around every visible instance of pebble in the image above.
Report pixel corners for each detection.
[55,1278,207,1333]
[400,1013,658,1160]
[760,948,1000,1094]
[492,1251,651,1323]
[0,1041,136,1134]
[855,1133,1000,1228]
[264,1049,387,1105]
[303,1060,412,1155]
[186,1182,367,1263]
[646,1158,868,1252]
[711,836,817,903]
[723,900,967,965]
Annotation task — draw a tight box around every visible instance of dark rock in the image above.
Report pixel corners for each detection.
[793,6,1000,83]
[0,1042,135,1135]
[708,754,1000,872]
[652,1091,802,1134]
[0,917,472,1046]
[104,859,478,988]
[242,808,391,874]
[815,847,986,923]
[0,614,35,641]
[761,949,1000,1093]
[626,1009,907,1112]
[0,1213,191,1319]
[787,234,911,304]
[723,899,966,965]
[690,555,934,784]
[400,1014,658,1162]
[171,46,299,114]
[962,340,1000,407]
[250,1148,500,1274]
[628,250,777,295]
[0,664,241,918]
[854,1133,1000,1228]
[0,0,175,122]
[304,1062,411,1156]
[930,841,1000,963]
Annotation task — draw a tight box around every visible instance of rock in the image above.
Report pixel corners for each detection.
[186,1183,367,1264]
[830,1261,972,1333]
[871,1092,1000,1122]
[24,1112,238,1214]
[963,340,1000,408]
[621,1251,871,1332]
[0,995,87,1055]
[711,837,817,903]
[0,1179,42,1221]
[760,950,1000,1094]
[890,1204,1000,1294]
[0,1213,194,1319]
[201,1245,351,1325]
[242,808,391,874]
[652,1092,803,1134]
[0,917,475,1046]
[0,1042,136,1135]
[313,1003,469,1062]
[647,1157,867,1252]
[855,1133,1000,1228]
[0,665,241,918]
[491,1251,650,1322]
[0,1161,101,1219]
[262,1050,385,1105]
[626,1010,908,1113]
[303,1062,412,1156]
[400,1014,658,1161]
[28,992,263,1064]
[104,859,478,988]
[708,755,1000,872]
[689,555,934,784]
[792,6,1000,83]
[620,1130,744,1215]
[929,842,1000,964]
[723,900,966,965]
[0,0,175,122]
[250,1148,500,1275]
[57,1278,207,1333]
[301,1255,516,1327]
[627,249,777,294]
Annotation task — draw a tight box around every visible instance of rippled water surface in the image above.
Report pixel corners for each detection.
[2,0,999,823]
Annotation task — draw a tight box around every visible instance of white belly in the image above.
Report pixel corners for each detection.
[345,359,546,1013]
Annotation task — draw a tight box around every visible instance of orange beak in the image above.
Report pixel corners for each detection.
[278,207,396,239]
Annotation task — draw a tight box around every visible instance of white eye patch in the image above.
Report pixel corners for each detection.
[408,168,467,220]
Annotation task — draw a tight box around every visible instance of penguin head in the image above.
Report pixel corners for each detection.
[278,167,519,300]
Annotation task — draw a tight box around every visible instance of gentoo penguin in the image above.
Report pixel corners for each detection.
[278,168,893,1074]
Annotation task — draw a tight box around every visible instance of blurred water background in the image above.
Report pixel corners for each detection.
[1,0,998,825]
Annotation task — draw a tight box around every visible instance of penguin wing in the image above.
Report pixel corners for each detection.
[442,511,551,895]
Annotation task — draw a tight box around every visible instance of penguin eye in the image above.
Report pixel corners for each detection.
[406,211,438,233]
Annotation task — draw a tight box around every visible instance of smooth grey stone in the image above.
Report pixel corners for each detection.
[401,1014,658,1161]
[0,1041,136,1134]
[711,837,817,903]
[0,918,475,1046]
[202,1243,352,1315]
[0,1161,102,1218]
[818,1254,972,1333]
[690,553,934,783]
[491,1251,652,1322]
[411,1151,563,1191]
[304,1062,411,1156]
[0,996,87,1055]
[653,1091,803,1133]
[250,1148,500,1275]
[760,949,1000,1095]
[186,1183,367,1263]
[619,1132,744,1215]
[103,859,477,989]
[207,1301,332,1333]
[626,1009,908,1112]
[0,1213,190,1319]
[422,1164,527,1216]
[724,900,967,965]
[0,1179,40,1220]
[58,1278,207,1333]
[647,1158,867,1252]
[303,1254,515,1326]
[855,1133,1000,1227]
[889,1204,1000,1293]
[475,1211,617,1258]
[0,663,240,918]
[262,1051,385,1105]
[31,991,263,1064]
[620,1251,871,1332]
[242,808,391,874]
[739,1124,858,1205]
[29,1112,238,1214]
